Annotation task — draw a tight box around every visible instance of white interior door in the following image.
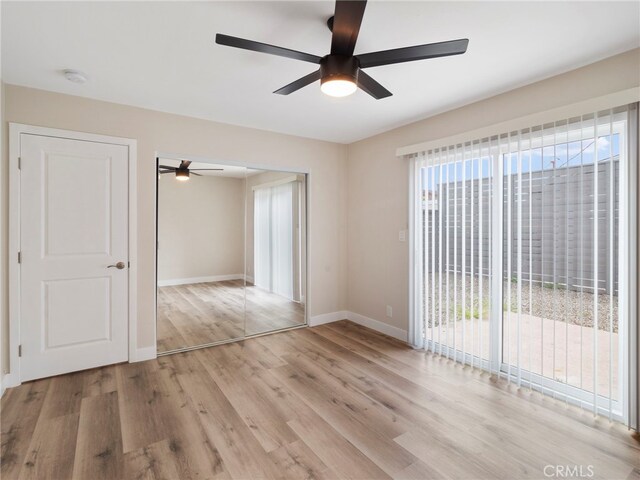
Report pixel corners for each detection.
[20,133,129,381]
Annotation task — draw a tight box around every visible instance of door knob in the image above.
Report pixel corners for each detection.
[107,261,126,270]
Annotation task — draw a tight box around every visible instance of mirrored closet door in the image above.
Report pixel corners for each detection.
[156,158,307,355]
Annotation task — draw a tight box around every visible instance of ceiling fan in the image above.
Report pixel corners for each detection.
[158,160,223,181]
[215,0,468,99]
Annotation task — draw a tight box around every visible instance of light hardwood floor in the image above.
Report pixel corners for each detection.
[157,280,305,352]
[2,321,639,480]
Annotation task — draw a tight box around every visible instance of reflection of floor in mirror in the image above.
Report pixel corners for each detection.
[245,283,306,336]
[157,279,305,353]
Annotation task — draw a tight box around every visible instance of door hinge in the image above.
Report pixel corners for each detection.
[18,345,22,357]
[17,251,22,264]
[18,157,22,170]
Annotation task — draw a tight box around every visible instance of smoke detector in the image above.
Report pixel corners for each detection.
[63,69,88,84]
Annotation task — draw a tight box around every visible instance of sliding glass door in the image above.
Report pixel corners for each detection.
[414,104,636,423]
[500,112,627,417]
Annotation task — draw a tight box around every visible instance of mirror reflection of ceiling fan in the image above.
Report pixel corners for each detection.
[158,160,224,181]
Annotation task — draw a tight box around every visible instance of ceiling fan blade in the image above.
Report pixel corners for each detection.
[189,169,224,171]
[158,165,175,170]
[180,160,192,168]
[330,0,367,56]
[357,38,469,69]
[216,34,322,64]
[159,171,174,175]
[191,172,202,176]
[274,70,322,95]
[357,70,392,99]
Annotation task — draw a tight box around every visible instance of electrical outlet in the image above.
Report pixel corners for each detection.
[386,305,393,318]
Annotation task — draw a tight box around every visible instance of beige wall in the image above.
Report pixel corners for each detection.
[346,48,640,332]
[2,85,348,373]
[158,175,245,282]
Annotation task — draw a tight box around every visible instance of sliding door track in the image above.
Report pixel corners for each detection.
[157,323,308,357]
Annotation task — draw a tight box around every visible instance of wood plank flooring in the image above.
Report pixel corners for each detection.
[2,321,639,480]
[157,280,305,352]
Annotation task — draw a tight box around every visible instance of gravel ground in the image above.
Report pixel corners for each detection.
[425,272,618,333]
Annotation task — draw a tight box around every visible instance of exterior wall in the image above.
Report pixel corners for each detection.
[425,160,620,294]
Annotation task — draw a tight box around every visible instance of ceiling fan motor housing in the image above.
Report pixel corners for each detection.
[320,55,359,86]
[175,167,190,180]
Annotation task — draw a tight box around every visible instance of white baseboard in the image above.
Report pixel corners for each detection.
[1,372,20,396]
[158,274,244,287]
[346,311,408,343]
[130,346,157,363]
[308,310,408,343]
[309,311,349,326]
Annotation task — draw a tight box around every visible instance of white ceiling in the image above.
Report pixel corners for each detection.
[2,1,639,144]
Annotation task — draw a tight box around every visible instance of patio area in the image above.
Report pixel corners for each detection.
[425,273,620,400]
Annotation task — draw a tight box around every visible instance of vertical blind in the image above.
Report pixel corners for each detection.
[254,182,296,300]
[412,104,637,425]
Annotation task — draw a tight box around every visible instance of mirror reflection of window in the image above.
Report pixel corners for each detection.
[246,172,306,336]
[254,181,301,301]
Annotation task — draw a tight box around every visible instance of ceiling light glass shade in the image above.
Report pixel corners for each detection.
[320,78,357,97]
[176,169,190,181]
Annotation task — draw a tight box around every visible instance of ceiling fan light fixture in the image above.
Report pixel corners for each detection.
[175,169,190,181]
[321,77,357,97]
[319,55,359,97]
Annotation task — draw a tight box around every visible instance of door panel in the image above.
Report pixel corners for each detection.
[20,134,129,381]
[45,151,111,256]
[44,277,111,349]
